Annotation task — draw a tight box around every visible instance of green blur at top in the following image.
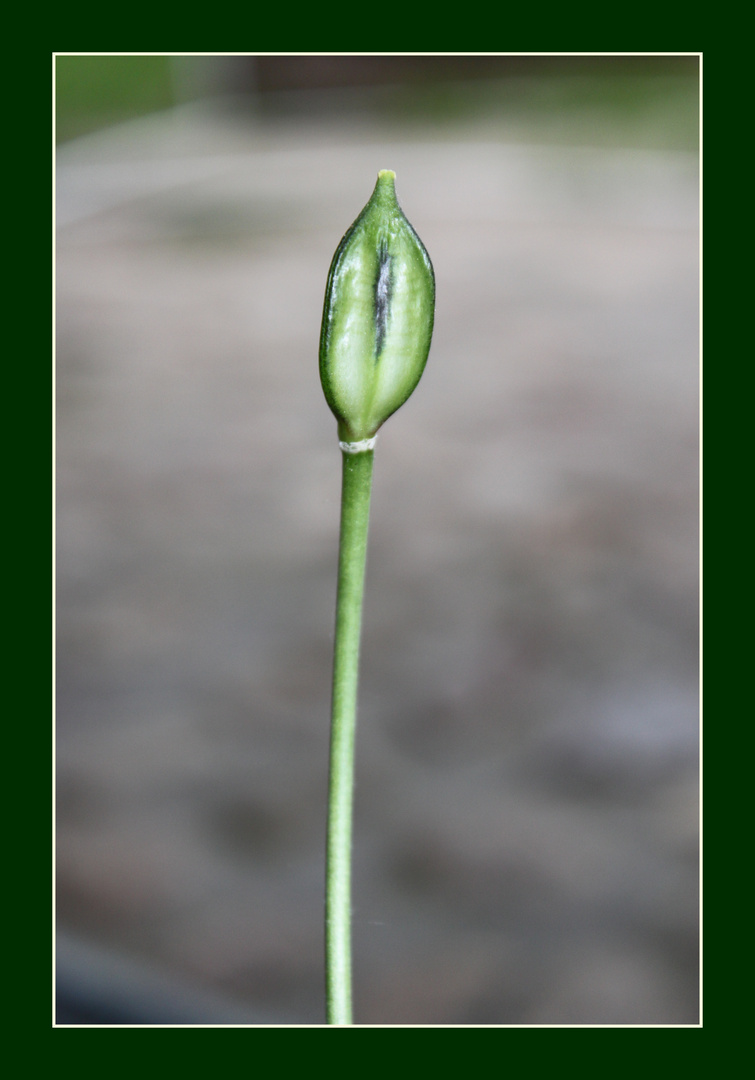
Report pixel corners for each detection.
[56,56,175,144]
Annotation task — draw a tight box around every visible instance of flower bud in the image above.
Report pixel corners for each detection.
[319,170,435,443]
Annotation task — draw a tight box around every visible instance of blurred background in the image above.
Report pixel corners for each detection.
[55,54,700,1025]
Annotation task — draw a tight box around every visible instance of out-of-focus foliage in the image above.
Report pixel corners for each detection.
[55,54,699,152]
[55,56,176,143]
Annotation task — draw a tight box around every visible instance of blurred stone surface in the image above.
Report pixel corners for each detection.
[56,101,699,1026]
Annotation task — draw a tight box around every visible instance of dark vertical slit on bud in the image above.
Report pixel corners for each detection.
[374,244,392,361]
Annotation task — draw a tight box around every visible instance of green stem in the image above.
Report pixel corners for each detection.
[326,447,375,1025]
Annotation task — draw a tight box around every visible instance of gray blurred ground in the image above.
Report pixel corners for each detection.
[55,96,699,1025]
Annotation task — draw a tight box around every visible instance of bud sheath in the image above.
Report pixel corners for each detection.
[319,170,435,443]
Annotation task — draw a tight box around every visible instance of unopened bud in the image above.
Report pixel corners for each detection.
[319,170,435,443]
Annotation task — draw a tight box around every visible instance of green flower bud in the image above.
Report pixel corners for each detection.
[319,170,435,444]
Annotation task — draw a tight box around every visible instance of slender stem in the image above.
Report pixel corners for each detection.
[326,447,374,1025]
